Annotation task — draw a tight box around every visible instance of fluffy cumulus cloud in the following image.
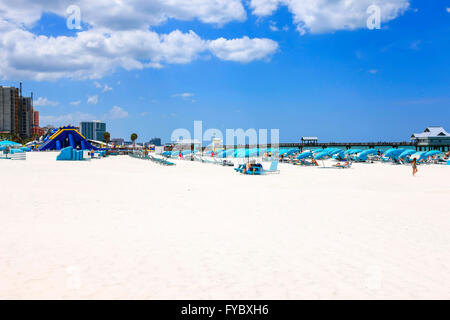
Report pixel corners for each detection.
[0,0,246,29]
[0,26,277,80]
[209,36,278,63]
[0,0,410,80]
[250,0,410,34]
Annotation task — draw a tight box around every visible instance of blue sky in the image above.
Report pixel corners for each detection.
[1,0,449,143]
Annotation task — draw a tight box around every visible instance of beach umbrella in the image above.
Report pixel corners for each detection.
[281,148,298,156]
[345,149,363,155]
[410,151,427,161]
[382,148,397,156]
[314,151,329,160]
[384,149,406,159]
[355,149,377,161]
[297,151,313,160]
[399,150,416,159]
[328,149,343,156]
[424,150,442,157]
[332,150,346,159]
[344,149,362,155]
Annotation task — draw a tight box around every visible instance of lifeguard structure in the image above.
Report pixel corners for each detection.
[38,126,98,151]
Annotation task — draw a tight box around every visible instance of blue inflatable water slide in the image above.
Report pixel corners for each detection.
[39,126,98,151]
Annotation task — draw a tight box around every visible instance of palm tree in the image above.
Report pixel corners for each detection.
[103,131,111,147]
[130,133,138,148]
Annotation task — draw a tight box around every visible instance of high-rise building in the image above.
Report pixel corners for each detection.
[0,86,19,135]
[19,96,33,138]
[80,120,106,141]
[33,111,39,127]
[1,83,36,138]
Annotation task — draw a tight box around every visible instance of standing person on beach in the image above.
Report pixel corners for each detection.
[412,158,418,176]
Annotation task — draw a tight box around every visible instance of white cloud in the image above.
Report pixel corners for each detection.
[0,0,246,30]
[87,95,98,104]
[93,81,102,88]
[108,106,128,120]
[70,100,81,106]
[40,111,96,126]
[0,26,278,80]
[102,84,113,92]
[34,97,59,107]
[269,21,279,31]
[447,8,450,13]
[250,0,410,34]
[251,0,280,16]
[209,36,279,63]
[174,93,194,98]
[173,92,196,102]
[368,69,378,74]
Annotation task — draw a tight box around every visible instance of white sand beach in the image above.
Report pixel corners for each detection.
[1,152,449,299]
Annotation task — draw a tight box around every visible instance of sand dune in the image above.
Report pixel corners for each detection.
[1,152,449,299]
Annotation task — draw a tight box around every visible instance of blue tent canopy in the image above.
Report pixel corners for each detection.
[0,140,21,147]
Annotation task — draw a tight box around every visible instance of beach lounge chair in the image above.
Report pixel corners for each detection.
[235,162,277,175]
[333,162,352,169]
[295,159,318,166]
[264,161,280,174]
[234,163,262,175]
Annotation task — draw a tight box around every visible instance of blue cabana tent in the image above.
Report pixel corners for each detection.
[0,140,21,147]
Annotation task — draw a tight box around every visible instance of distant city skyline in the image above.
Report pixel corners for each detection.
[1,1,449,143]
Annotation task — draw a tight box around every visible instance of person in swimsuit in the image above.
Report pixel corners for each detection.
[412,158,418,176]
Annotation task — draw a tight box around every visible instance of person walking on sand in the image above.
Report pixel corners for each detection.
[412,158,418,176]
